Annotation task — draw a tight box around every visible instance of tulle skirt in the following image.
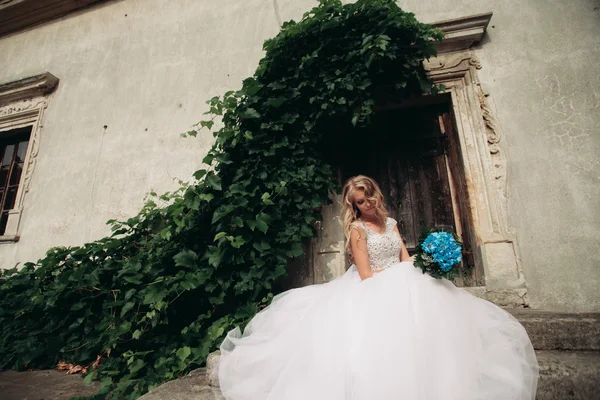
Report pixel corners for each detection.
[219,261,538,400]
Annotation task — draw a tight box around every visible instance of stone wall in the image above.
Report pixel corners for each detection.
[0,0,598,312]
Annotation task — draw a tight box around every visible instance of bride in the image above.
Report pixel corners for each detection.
[219,175,539,399]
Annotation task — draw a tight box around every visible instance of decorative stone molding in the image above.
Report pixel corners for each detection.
[430,12,493,53]
[0,0,106,38]
[424,50,527,293]
[425,52,482,74]
[0,72,59,242]
[478,85,509,231]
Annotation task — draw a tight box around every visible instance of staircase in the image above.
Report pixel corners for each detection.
[140,310,600,400]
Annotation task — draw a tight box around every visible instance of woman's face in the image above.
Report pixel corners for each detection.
[353,189,376,217]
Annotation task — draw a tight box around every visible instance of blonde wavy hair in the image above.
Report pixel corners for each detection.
[341,175,388,256]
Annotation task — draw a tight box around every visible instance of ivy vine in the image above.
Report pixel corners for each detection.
[0,1,442,398]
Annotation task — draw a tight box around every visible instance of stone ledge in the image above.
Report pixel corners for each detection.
[0,235,20,243]
[0,73,59,107]
[510,310,600,351]
[140,368,224,400]
[206,350,221,388]
[430,12,493,53]
[462,286,529,307]
[0,0,106,38]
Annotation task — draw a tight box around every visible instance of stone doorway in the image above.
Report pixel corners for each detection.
[293,96,481,288]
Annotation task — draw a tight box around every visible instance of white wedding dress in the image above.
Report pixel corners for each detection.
[219,218,538,400]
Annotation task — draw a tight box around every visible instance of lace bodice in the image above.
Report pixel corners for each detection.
[353,217,403,271]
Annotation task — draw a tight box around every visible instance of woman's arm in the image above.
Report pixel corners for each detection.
[350,226,378,280]
[393,225,414,262]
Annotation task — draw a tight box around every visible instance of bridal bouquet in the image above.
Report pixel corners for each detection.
[414,230,463,279]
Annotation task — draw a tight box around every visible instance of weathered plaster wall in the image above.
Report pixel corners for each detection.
[0,0,598,311]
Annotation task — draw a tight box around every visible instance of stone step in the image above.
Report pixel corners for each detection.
[139,350,600,400]
[536,350,600,400]
[509,310,600,351]
[140,367,224,400]
[0,369,99,400]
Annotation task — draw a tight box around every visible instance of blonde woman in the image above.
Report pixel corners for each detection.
[220,175,538,400]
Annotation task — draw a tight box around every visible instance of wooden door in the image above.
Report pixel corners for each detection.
[333,102,479,285]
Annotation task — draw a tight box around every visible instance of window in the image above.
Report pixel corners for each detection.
[0,127,31,235]
[0,72,59,242]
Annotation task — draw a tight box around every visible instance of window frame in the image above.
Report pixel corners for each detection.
[0,72,58,242]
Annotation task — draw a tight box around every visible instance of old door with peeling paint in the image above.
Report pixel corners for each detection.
[308,100,481,287]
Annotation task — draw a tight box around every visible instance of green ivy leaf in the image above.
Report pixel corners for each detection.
[129,359,146,375]
[83,371,97,385]
[176,346,191,361]
[143,288,167,305]
[205,174,222,191]
[202,153,214,165]
[287,242,304,258]
[231,216,244,227]
[120,302,136,317]
[173,250,198,267]
[214,232,227,241]
[193,169,207,180]
[200,120,214,129]
[239,108,261,119]
[200,193,214,202]
[265,98,285,108]
[255,213,269,234]
[261,192,274,205]
[212,204,236,224]
[230,236,246,249]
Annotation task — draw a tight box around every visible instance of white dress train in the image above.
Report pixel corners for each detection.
[219,217,539,400]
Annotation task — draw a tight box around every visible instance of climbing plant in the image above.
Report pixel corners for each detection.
[0,0,442,398]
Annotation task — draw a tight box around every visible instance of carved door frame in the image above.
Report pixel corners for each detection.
[424,52,528,305]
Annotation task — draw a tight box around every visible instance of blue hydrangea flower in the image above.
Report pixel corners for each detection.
[421,231,462,272]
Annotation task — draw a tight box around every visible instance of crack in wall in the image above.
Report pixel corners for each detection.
[534,74,594,149]
[272,0,282,27]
